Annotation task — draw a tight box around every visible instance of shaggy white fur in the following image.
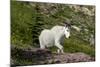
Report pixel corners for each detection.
[39,25,70,53]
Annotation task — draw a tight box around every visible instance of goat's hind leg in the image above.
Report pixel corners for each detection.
[39,39,45,49]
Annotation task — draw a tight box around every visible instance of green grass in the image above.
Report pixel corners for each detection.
[11,1,37,47]
[64,36,95,57]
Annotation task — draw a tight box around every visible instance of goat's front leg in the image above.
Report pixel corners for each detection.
[55,41,64,54]
[57,49,64,54]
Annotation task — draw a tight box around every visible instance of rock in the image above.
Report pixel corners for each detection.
[89,34,95,46]
[11,45,95,66]
[54,59,61,63]
[52,53,94,63]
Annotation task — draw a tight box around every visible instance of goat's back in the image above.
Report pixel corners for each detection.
[39,29,54,47]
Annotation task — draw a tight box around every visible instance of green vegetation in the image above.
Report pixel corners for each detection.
[11,1,95,65]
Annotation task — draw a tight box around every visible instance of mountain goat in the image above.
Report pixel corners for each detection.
[39,23,71,53]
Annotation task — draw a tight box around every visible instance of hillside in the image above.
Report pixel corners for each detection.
[11,1,95,66]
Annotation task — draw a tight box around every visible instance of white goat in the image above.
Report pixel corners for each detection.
[39,25,70,53]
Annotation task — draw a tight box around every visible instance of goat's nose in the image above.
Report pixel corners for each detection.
[69,36,71,38]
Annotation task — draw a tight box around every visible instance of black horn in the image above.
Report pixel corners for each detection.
[63,21,71,27]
